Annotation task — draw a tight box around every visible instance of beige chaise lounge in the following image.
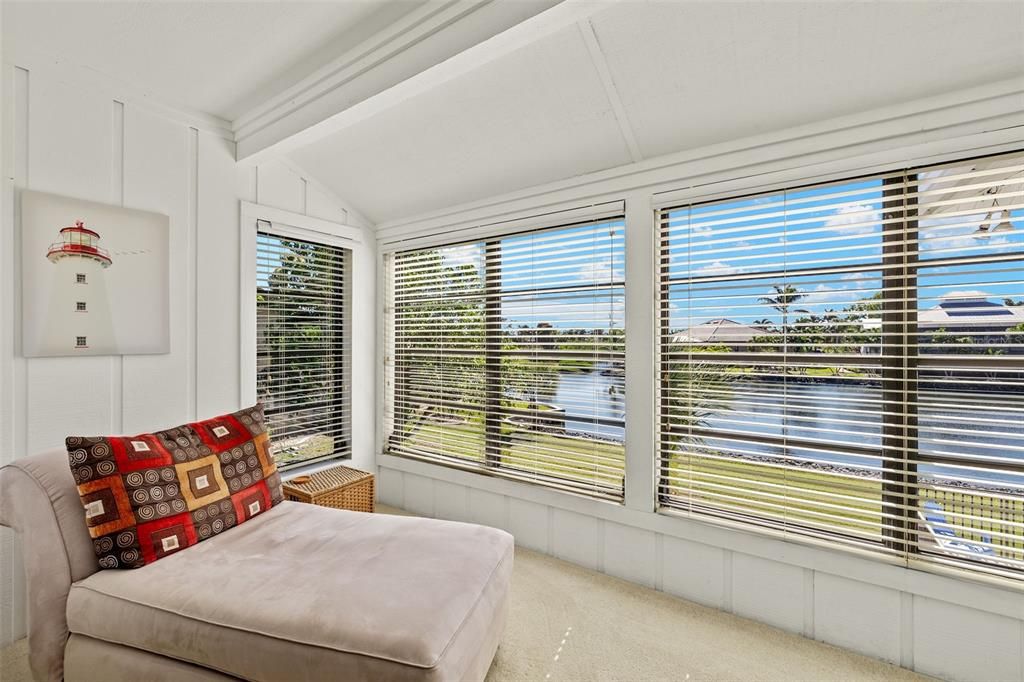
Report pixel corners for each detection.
[0,449,514,681]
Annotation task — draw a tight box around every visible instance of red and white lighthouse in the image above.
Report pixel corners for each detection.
[40,221,116,354]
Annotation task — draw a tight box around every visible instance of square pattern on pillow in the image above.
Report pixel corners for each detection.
[66,404,283,569]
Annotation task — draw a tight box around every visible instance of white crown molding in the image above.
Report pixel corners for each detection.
[378,199,625,251]
[3,47,234,140]
[232,0,476,137]
[374,76,1024,241]
[234,0,613,163]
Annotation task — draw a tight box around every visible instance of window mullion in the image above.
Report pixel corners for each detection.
[880,172,920,556]
[484,240,503,468]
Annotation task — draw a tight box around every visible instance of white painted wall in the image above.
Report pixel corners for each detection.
[0,59,377,646]
[379,460,1024,682]
[374,81,1024,682]
[236,159,378,473]
[0,52,238,644]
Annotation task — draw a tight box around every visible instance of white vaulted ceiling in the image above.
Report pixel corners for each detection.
[5,1,1022,225]
[589,1,1024,159]
[2,0,424,121]
[284,0,1024,224]
[288,23,634,225]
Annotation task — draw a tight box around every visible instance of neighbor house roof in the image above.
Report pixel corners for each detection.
[919,294,1024,329]
[671,319,766,345]
[862,293,1024,330]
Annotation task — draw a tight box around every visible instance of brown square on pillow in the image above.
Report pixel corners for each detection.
[66,404,283,569]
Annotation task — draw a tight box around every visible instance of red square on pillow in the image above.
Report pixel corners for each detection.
[136,512,197,564]
[191,414,250,452]
[77,475,134,536]
[110,435,173,472]
[231,480,272,523]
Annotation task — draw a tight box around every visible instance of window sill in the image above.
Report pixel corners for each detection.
[279,454,352,480]
[378,452,1024,619]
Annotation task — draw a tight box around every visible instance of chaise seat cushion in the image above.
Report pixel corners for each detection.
[65,502,514,682]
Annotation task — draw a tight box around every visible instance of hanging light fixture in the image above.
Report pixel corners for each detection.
[992,209,1015,234]
[973,198,1016,238]
[972,211,995,239]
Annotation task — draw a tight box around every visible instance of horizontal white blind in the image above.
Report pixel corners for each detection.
[385,218,626,500]
[658,151,1024,580]
[378,201,626,253]
[257,229,351,468]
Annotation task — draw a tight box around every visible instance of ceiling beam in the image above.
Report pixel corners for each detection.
[577,18,642,163]
[235,0,614,164]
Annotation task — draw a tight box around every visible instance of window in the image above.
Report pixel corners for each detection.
[76,273,86,284]
[385,218,626,500]
[76,336,87,347]
[658,151,1024,580]
[256,229,351,469]
[76,302,87,312]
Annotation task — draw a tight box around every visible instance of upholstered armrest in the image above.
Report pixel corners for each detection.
[0,450,99,682]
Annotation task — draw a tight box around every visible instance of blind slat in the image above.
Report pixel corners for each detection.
[257,230,351,468]
[658,150,1024,581]
[385,218,627,500]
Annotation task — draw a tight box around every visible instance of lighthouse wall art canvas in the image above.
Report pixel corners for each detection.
[21,190,170,357]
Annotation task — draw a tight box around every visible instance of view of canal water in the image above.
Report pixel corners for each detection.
[550,367,1024,486]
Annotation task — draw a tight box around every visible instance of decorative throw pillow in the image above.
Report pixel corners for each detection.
[66,404,283,569]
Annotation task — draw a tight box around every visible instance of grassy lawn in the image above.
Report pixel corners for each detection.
[271,433,334,466]
[402,418,624,490]
[664,453,883,539]
[667,454,1023,560]
[400,419,1022,562]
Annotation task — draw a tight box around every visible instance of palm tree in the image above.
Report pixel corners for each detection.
[758,284,808,335]
[660,347,736,502]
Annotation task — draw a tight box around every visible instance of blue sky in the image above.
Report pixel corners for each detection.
[665,175,1023,331]
[430,178,1022,334]
[256,233,283,288]
[399,166,1024,334]
[437,220,627,331]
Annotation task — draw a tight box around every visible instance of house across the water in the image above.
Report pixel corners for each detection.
[670,318,767,352]
[862,291,1024,353]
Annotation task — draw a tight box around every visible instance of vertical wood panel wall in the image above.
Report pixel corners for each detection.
[379,465,1024,681]
[0,59,239,645]
[0,58,376,646]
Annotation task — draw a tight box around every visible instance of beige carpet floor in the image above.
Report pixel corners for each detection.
[1,507,928,681]
[485,546,925,681]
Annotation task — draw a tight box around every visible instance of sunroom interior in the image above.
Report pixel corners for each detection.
[2,1,1024,681]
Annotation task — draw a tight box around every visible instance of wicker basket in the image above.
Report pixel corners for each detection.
[282,465,375,513]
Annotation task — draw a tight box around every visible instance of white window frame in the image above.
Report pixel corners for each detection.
[240,201,362,474]
[383,214,629,500]
[375,81,1024,599]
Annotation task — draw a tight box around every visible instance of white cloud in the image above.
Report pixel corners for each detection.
[840,271,877,282]
[694,260,738,277]
[577,259,623,283]
[801,284,860,307]
[441,244,482,269]
[502,298,625,327]
[824,204,880,235]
